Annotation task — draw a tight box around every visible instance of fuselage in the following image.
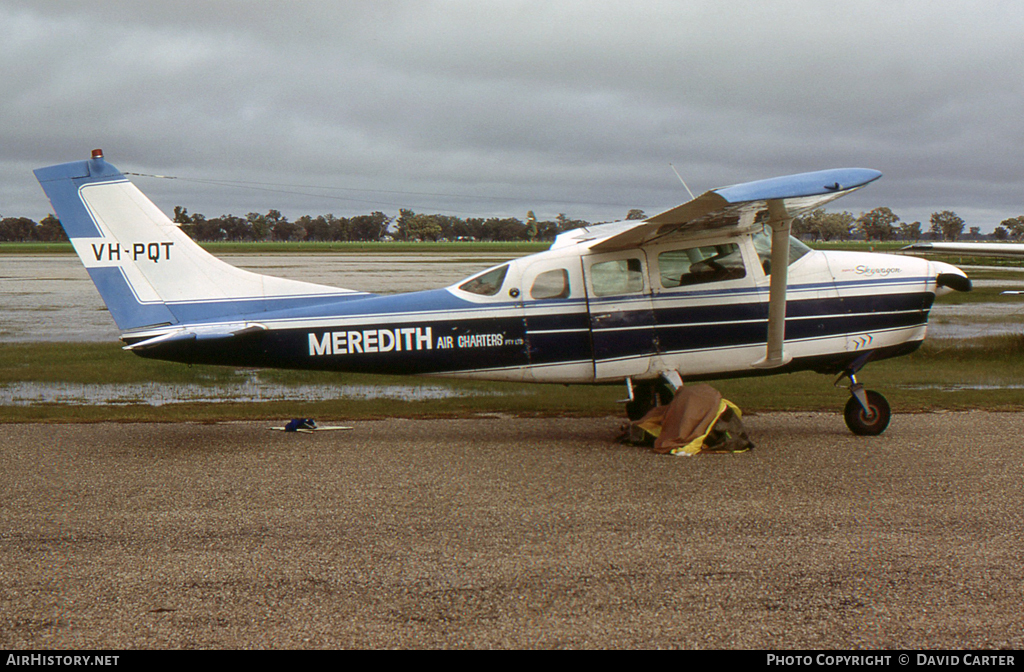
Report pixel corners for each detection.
[125,230,963,385]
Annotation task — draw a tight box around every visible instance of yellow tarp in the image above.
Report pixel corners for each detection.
[634,383,749,456]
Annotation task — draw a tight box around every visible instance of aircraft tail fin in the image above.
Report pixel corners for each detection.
[34,151,359,334]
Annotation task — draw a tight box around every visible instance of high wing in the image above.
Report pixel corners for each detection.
[586,168,881,251]
[550,168,881,252]
[580,168,882,369]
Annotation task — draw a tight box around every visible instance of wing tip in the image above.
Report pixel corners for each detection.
[715,167,882,203]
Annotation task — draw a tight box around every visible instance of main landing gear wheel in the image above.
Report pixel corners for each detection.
[843,390,891,436]
[625,381,674,421]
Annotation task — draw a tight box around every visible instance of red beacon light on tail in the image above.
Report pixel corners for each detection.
[91,149,104,159]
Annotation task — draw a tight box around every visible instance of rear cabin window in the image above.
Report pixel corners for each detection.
[530,269,570,300]
[658,243,746,288]
[590,258,644,296]
[459,264,508,296]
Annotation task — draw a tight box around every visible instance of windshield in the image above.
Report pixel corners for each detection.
[751,226,812,274]
[458,264,509,296]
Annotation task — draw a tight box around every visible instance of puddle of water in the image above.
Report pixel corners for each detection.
[967,278,1024,288]
[927,323,1024,339]
[892,383,1024,391]
[930,302,1024,320]
[926,301,1024,339]
[0,381,516,406]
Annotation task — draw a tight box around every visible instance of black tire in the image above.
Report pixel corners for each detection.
[626,384,655,421]
[843,390,891,436]
[655,381,674,407]
[625,382,675,421]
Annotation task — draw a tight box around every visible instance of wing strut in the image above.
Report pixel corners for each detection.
[752,200,794,369]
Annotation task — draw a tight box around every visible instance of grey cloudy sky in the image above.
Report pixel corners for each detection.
[3,0,1023,230]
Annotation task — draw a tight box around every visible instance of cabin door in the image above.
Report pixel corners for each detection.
[582,250,658,381]
[516,257,592,383]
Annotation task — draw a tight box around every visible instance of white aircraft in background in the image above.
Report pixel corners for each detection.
[902,242,1024,294]
[35,150,971,435]
[902,242,1024,257]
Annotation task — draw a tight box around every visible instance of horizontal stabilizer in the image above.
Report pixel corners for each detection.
[123,323,268,351]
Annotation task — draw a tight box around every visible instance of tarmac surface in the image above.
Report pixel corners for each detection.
[2,412,1023,650]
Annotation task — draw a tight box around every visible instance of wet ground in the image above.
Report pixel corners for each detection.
[926,289,1024,338]
[3,413,1023,649]
[0,379,522,406]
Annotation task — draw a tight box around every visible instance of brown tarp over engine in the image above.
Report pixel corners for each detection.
[634,383,753,456]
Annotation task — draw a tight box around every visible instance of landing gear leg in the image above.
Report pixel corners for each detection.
[623,376,676,421]
[835,362,891,436]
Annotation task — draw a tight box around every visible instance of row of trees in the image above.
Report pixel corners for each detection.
[5,206,1024,244]
[170,206,596,243]
[794,208,1024,243]
[0,215,67,242]
[172,207,393,243]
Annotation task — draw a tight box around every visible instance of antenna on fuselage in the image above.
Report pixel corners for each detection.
[669,163,696,201]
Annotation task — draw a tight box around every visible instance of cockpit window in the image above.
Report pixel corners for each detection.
[459,264,508,296]
[751,226,812,275]
[659,244,745,288]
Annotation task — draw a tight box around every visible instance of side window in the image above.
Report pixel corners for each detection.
[459,264,508,296]
[590,258,644,297]
[659,243,745,288]
[530,269,570,300]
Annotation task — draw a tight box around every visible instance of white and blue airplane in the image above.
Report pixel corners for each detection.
[35,150,972,435]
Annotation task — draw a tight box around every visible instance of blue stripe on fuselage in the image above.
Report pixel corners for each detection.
[162,290,376,324]
[171,288,591,331]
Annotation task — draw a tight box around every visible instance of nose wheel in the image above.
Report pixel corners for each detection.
[843,388,891,435]
[836,364,891,435]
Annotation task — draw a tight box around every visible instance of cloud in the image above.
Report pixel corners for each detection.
[3,0,1024,229]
